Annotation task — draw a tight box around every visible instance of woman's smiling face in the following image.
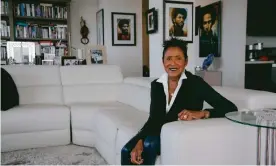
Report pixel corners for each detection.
[163,47,187,78]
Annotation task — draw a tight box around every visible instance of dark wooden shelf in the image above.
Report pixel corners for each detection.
[15,37,67,42]
[15,16,67,23]
[12,0,70,4]
[1,36,10,40]
[1,14,9,19]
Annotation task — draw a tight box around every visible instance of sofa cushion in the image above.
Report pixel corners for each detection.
[123,77,156,88]
[70,102,131,131]
[95,107,148,146]
[1,68,19,111]
[213,86,276,110]
[117,83,151,113]
[62,84,121,104]
[1,104,70,134]
[1,66,63,105]
[60,65,123,85]
[60,65,123,104]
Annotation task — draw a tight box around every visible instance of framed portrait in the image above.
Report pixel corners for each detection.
[111,12,136,46]
[61,56,77,66]
[163,1,194,42]
[96,9,104,45]
[199,1,221,57]
[86,45,107,64]
[146,7,158,34]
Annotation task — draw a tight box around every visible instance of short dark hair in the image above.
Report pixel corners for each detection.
[171,8,187,22]
[162,38,188,61]
[118,19,129,29]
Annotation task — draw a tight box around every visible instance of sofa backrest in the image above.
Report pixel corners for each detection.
[1,65,64,105]
[120,77,276,113]
[210,86,276,110]
[59,65,123,104]
[117,77,154,113]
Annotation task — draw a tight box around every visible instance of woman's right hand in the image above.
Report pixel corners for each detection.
[130,139,144,165]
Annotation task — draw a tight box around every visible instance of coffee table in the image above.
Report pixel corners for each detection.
[225,109,276,165]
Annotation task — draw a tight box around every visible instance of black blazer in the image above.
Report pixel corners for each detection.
[136,71,238,140]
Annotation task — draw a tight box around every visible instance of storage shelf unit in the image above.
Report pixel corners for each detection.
[0,0,71,59]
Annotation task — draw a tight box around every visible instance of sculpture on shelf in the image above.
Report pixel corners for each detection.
[202,53,214,70]
[80,16,89,45]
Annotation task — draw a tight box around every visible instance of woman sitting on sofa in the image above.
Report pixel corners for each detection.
[121,38,238,165]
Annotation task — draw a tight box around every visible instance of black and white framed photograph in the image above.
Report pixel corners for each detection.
[96,9,104,45]
[61,56,77,66]
[111,12,136,46]
[195,5,201,36]
[199,1,221,57]
[163,0,194,42]
[42,60,54,65]
[146,7,158,34]
[64,59,79,66]
[86,45,107,64]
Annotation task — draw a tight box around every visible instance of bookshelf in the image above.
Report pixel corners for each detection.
[1,0,71,65]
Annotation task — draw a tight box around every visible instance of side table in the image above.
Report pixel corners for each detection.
[225,110,276,165]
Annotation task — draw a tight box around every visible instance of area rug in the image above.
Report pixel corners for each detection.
[1,144,108,165]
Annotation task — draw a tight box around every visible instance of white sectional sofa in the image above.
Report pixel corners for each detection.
[1,65,276,165]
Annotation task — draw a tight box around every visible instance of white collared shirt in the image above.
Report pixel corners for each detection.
[157,71,187,113]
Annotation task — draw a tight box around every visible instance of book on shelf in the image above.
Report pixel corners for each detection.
[1,0,9,15]
[15,2,67,19]
[1,20,10,37]
[1,40,7,64]
[15,21,67,40]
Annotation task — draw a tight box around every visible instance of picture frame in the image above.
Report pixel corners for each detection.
[199,1,221,57]
[96,9,104,45]
[111,12,136,46]
[42,60,54,65]
[86,45,107,64]
[146,7,158,34]
[163,0,194,43]
[195,5,201,36]
[7,41,35,64]
[61,56,77,66]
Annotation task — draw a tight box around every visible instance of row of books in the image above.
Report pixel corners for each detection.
[15,3,67,19]
[1,40,7,64]
[1,0,9,15]
[1,20,10,37]
[15,22,67,40]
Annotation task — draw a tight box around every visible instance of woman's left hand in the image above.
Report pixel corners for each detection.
[178,110,206,121]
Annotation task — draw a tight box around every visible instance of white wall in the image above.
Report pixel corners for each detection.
[70,0,98,48]
[149,0,248,88]
[98,0,143,77]
[70,0,143,77]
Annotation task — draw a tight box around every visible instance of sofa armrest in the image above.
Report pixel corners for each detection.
[160,118,257,165]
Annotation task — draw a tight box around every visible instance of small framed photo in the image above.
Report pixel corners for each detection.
[61,56,77,66]
[86,45,107,64]
[163,0,194,42]
[42,60,54,65]
[111,12,136,46]
[146,8,158,34]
